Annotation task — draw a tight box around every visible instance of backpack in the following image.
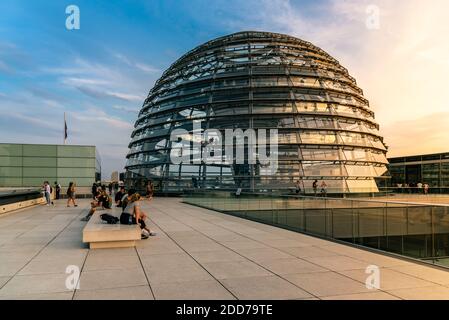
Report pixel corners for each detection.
[100,214,119,224]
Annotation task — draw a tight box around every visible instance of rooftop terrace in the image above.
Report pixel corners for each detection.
[1,198,449,300]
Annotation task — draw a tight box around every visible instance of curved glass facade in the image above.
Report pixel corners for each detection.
[126,31,388,193]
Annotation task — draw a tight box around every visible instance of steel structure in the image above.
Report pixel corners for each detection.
[125,31,388,193]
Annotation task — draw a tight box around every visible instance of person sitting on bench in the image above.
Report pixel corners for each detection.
[80,190,111,222]
[81,200,98,222]
[98,190,112,209]
[120,190,156,239]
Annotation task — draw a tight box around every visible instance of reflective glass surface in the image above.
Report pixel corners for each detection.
[126,31,388,193]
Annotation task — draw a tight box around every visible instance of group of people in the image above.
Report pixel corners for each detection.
[294,179,328,197]
[396,182,430,194]
[42,181,77,207]
[82,183,156,239]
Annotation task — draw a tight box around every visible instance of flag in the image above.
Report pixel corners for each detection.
[64,113,68,144]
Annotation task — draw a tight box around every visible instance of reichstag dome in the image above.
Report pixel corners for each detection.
[125,31,388,193]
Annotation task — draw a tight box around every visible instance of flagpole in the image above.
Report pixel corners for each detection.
[64,112,66,145]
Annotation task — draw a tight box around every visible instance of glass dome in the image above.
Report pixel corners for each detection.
[125,31,388,193]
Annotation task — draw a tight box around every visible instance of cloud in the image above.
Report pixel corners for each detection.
[135,63,160,73]
[65,107,134,175]
[70,107,133,130]
[75,86,144,102]
[47,57,148,103]
[114,53,161,74]
[61,77,110,86]
[112,105,139,113]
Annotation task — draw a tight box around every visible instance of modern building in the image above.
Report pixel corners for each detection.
[388,152,449,191]
[111,171,119,182]
[0,143,101,188]
[125,31,388,193]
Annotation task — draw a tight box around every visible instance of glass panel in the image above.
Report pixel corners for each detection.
[57,158,96,168]
[386,205,407,255]
[302,162,346,176]
[23,167,57,177]
[57,168,95,178]
[0,177,22,187]
[23,177,57,186]
[301,149,342,161]
[0,144,22,156]
[0,156,22,167]
[57,146,95,158]
[345,165,377,177]
[346,179,378,192]
[0,167,22,176]
[57,177,94,187]
[23,157,57,167]
[23,145,57,157]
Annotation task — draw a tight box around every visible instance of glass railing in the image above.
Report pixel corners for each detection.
[183,191,449,268]
[0,188,42,206]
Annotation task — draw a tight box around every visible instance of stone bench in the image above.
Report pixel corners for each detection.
[82,209,141,249]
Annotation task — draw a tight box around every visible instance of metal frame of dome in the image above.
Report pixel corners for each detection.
[125,31,389,193]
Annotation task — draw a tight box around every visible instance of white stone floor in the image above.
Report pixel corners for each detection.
[0,197,449,300]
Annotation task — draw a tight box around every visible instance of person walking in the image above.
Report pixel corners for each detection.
[66,182,78,207]
[312,180,318,197]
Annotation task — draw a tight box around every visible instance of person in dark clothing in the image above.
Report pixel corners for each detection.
[312,180,318,196]
[91,183,98,199]
[97,190,111,209]
[115,186,126,207]
[54,181,61,200]
[295,180,301,194]
[80,188,110,222]
[66,182,77,207]
[192,176,198,188]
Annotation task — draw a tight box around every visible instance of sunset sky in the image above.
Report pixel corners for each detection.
[1,0,448,177]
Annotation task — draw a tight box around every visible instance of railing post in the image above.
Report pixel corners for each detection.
[324,197,327,237]
[431,206,435,257]
[385,201,388,251]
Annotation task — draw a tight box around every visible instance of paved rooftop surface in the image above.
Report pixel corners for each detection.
[1,197,449,300]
